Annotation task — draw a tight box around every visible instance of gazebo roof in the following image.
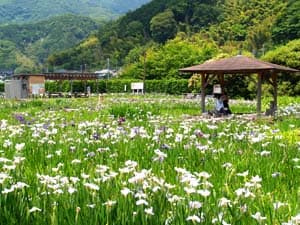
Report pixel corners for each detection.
[179,55,299,74]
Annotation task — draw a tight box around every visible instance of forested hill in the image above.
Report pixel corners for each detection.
[48,0,299,73]
[0,0,151,24]
[47,0,221,70]
[0,14,98,73]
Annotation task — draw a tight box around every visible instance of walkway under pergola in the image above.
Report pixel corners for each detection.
[14,72,99,94]
[179,55,299,115]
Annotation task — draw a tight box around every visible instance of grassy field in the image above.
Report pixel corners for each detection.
[0,94,299,225]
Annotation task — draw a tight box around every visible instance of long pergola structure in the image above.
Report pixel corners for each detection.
[14,72,99,80]
[43,72,98,80]
[179,55,299,115]
[13,72,100,94]
[44,72,99,94]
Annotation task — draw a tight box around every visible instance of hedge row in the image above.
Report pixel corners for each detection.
[0,83,3,92]
[45,79,191,95]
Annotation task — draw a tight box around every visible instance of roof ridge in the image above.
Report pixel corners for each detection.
[180,55,299,74]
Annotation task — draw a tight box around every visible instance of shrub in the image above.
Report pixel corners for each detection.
[0,82,4,92]
[45,79,190,95]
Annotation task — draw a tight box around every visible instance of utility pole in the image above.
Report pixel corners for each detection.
[143,51,146,82]
[106,58,110,93]
[107,58,110,78]
[107,58,110,70]
[261,44,265,56]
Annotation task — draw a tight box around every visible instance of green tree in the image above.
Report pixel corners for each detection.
[272,0,300,44]
[0,40,18,69]
[124,21,145,38]
[246,17,274,57]
[209,0,285,45]
[0,40,38,72]
[150,10,177,43]
[121,33,218,80]
[263,39,300,69]
[263,39,300,95]
[190,3,221,31]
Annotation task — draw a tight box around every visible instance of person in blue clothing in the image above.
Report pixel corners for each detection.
[213,93,224,115]
[215,94,224,112]
[212,93,231,116]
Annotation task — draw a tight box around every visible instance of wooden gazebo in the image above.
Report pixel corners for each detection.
[180,55,299,115]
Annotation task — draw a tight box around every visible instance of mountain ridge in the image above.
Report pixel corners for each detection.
[0,14,99,72]
[0,0,151,72]
[0,0,151,24]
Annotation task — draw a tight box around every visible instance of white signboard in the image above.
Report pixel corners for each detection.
[213,84,222,94]
[131,82,144,94]
[131,82,144,90]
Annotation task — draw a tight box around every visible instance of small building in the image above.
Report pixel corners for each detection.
[5,80,24,99]
[5,75,45,99]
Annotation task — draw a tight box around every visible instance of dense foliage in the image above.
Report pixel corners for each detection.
[0,0,151,24]
[0,40,37,73]
[272,0,300,44]
[121,34,218,80]
[45,79,190,95]
[1,0,299,97]
[150,10,177,43]
[48,0,221,70]
[48,0,299,74]
[262,39,300,96]
[209,0,285,51]
[0,15,98,71]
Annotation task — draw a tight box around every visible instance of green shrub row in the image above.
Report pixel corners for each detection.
[45,79,190,95]
[3,78,299,98]
[0,82,3,92]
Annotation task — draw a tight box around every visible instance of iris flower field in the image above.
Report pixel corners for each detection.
[0,94,299,225]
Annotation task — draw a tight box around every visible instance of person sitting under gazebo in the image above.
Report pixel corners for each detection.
[211,93,231,116]
[221,92,231,115]
[214,93,224,115]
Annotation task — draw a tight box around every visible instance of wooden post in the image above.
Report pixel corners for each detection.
[218,74,225,92]
[201,73,206,113]
[96,79,99,94]
[271,72,278,113]
[70,80,73,95]
[257,73,262,116]
[59,80,63,92]
[265,72,278,116]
